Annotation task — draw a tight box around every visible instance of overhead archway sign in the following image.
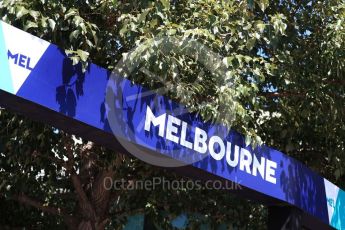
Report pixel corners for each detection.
[0,21,344,229]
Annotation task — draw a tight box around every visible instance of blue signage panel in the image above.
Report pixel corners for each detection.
[0,21,344,229]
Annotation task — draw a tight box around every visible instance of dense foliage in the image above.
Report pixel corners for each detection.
[0,0,344,229]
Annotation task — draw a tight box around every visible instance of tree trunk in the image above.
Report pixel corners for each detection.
[71,169,114,230]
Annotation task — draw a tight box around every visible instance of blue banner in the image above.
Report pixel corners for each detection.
[0,21,344,229]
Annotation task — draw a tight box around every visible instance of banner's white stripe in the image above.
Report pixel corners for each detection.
[0,22,14,93]
[324,179,340,223]
[1,21,50,94]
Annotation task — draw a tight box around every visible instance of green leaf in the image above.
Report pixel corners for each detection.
[73,16,84,26]
[24,21,38,30]
[271,14,287,35]
[246,38,256,50]
[119,26,128,37]
[160,0,170,10]
[167,29,176,35]
[223,57,234,67]
[65,49,75,56]
[40,17,48,28]
[76,49,89,62]
[64,9,77,19]
[16,6,29,19]
[79,22,87,34]
[149,19,158,28]
[48,19,56,31]
[69,30,80,41]
[256,21,266,33]
[138,9,150,23]
[70,56,80,65]
[29,10,40,20]
[258,0,269,12]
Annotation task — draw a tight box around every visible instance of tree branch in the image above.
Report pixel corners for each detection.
[5,193,78,228]
[33,150,69,170]
[64,138,97,221]
[13,193,63,216]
